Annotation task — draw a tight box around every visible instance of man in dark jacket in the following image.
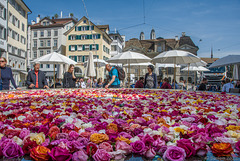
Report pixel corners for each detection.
[26,62,49,89]
[198,78,207,91]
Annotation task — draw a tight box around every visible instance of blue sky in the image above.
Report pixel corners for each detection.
[25,0,240,58]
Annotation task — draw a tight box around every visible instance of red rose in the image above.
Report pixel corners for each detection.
[86,143,98,156]
[211,143,233,157]
[22,137,38,154]
[4,129,20,138]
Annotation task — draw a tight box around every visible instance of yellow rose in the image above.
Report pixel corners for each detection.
[30,133,46,145]
[116,136,131,144]
[0,133,4,140]
[174,127,185,134]
[90,133,109,144]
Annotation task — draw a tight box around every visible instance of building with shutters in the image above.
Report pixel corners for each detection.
[0,0,7,58]
[7,0,31,86]
[65,16,112,79]
[109,31,125,57]
[29,15,77,79]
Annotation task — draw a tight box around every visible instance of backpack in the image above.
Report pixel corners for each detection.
[113,66,125,81]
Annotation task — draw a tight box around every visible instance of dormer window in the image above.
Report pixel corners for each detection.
[46,22,49,25]
[43,22,46,26]
[83,20,87,23]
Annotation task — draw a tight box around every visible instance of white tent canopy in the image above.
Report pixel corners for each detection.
[123,62,154,69]
[181,66,210,72]
[209,55,240,68]
[156,63,181,68]
[84,59,107,68]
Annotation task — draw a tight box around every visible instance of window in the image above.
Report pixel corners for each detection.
[46,64,50,68]
[17,49,21,56]
[8,28,12,37]
[48,30,51,36]
[0,25,6,40]
[69,56,75,60]
[85,56,89,62]
[40,64,43,68]
[69,35,76,40]
[0,5,6,20]
[77,56,82,62]
[54,39,57,47]
[81,35,87,40]
[33,40,37,47]
[103,45,106,52]
[40,31,44,37]
[34,31,37,37]
[92,44,97,51]
[33,51,37,58]
[157,45,162,52]
[43,22,46,26]
[54,30,58,36]
[92,34,100,39]
[22,23,24,32]
[40,51,44,56]
[83,20,87,23]
[21,36,25,44]
[85,45,90,51]
[111,45,117,51]
[47,50,51,54]
[46,22,49,26]
[77,45,83,51]
[47,40,51,46]
[70,45,75,51]
[40,40,43,47]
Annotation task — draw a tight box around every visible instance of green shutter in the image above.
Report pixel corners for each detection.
[79,35,81,40]
[90,45,92,50]
[75,26,77,31]
[82,56,85,62]
[74,56,77,62]
[89,35,92,39]
[75,45,77,51]
[97,55,99,59]
[98,34,101,39]
[69,45,71,51]
[96,44,99,50]
[78,26,81,31]
[68,35,71,40]
[86,26,90,30]
[82,45,85,51]
[86,35,89,39]
[91,26,94,30]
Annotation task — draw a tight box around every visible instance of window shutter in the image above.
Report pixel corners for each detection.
[86,26,90,30]
[75,26,77,31]
[74,56,77,62]
[82,56,85,62]
[82,45,85,51]
[68,35,71,40]
[89,35,92,39]
[69,45,71,51]
[86,35,89,39]
[79,35,81,40]
[96,44,99,50]
[91,26,94,30]
[98,34,101,39]
[90,45,92,50]
[4,8,6,19]
[75,45,77,51]
[4,28,6,39]
[97,55,99,59]
[78,26,81,31]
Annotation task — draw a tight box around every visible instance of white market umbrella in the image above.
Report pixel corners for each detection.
[123,62,154,79]
[209,55,240,68]
[85,52,96,87]
[156,63,181,78]
[153,50,201,89]
[83,59,107,68]
[233,64,240,80]
[108,51,152,87]
[32,52,77,88]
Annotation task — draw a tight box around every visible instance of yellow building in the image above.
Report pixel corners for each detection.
[7,0,31,86]
[65,16,112,79]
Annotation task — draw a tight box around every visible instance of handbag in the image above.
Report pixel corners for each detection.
[0,68,2,90]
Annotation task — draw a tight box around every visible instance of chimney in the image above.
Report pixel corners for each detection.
[31,20,36,25]
[61,11,63,18]
[36,15,40,23]
[175,36,178,41]
[182,32,186,37]
[115,28,117,33]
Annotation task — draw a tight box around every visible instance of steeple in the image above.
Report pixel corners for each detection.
[150,28,156,40]
[140,32,145,40]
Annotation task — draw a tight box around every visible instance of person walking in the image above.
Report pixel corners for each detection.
[0,57,20,90]
[105,64,120,88]
[26,62,49,89]
[63,64,76,88]
[222,78,234,93]
[135,77,144,88]
[161,77,172,89]
[198,78,208,91]
[144,65,157,89]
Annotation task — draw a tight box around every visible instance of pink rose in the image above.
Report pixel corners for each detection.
[48,147,72,161]
[177,139,196,158]
[109,150,126,160]
[69,131,79,141]
[152,138,165,151]
[236,140,240,152]
[56,133,69,140]
[19,128,30,139]
[99,142,113,152]
[131,140,146,155]
[93,149,111,161]
[145,148,156,159]
[2,141,24,159]
[72,149,88,161]
[115,141,132,155]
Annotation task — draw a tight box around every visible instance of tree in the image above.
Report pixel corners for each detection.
[54,14,58,19]
[70,13,74,18]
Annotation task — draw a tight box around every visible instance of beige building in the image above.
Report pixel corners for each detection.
[65,16,112,79]
[7,0,31,86]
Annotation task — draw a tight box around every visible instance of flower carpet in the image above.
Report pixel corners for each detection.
[0,88,240,161]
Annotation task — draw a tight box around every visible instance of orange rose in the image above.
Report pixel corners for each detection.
[48,126,60,140]
[211,143,233,157]
[116,136,131,144]
[30,145,51,161]
[107,123,118,132]
[90,133,109,144]
[80,132,91,138]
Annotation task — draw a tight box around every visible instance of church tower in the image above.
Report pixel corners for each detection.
[140,32,145,40]
[150,28,156,40]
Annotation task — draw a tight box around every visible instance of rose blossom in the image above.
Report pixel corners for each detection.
[157,145,168,156]
[56,133,69,140]
[86,143,98,156]
[93,149,111,161]
[72,149,88,161]
[131,140,146,155]
[235,140,240,152]
[99,142,113,152]
[144,148,156,159]
[2,141,24,158]
[152,138,165,151]
[19,128,30,139]
[177,139,196,158]
[69,131,79,141]
[115,141,132,155]
[108,150,126,160]
[163,146,186,161]
[142,134,154,147]
[48,146,72,161]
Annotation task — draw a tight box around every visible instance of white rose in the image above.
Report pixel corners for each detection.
[13,136,23,146]
[130,136,140,142]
